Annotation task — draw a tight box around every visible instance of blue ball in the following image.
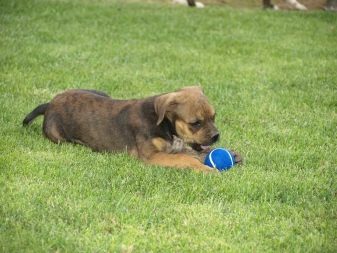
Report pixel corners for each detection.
[204,148,235,171]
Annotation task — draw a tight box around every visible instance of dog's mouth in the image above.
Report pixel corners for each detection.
[189,135,219,152]
[190,143,212,152]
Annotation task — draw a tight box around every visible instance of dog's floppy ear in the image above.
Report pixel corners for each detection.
[154,93,178,125]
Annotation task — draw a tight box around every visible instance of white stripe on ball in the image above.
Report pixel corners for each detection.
[208,149,217,168]
[220,148,234,167]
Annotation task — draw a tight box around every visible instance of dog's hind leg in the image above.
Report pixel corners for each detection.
[42,115,67,144]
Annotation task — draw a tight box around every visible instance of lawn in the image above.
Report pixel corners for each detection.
[0,0,336,252]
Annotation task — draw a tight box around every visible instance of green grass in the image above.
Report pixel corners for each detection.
[1,0,336,252]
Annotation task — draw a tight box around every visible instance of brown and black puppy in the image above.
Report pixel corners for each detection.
[23,86,241,172]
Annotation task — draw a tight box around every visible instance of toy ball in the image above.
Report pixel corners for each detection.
[204,148,235,171]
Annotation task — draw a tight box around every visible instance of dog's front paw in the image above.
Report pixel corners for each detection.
[229,150,243,164]
[167,135,185,153]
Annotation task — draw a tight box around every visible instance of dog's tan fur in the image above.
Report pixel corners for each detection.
[23,86,241,172]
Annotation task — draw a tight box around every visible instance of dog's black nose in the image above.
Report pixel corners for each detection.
[211,133,220,143]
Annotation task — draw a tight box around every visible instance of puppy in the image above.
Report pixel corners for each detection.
[23,86,241,172]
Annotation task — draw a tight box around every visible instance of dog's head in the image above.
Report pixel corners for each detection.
[154,86,219,151]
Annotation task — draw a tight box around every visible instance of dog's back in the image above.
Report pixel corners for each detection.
[23,90,140,153]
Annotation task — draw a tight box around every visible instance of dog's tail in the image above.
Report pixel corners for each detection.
[22,103,49,126]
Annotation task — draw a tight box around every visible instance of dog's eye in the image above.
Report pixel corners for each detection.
[190,120,202,127]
